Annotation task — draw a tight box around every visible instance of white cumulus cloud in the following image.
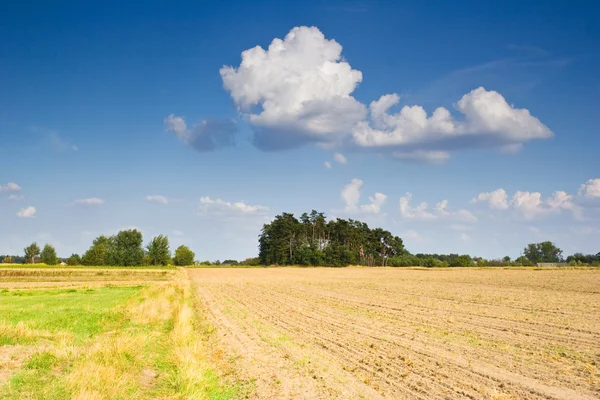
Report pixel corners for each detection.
[220,26,552,159]
[471,189,509,210]
[0,182,21,192]
[198,197,269,217]
[473,189,581,220]
[333,152,347,164]
[340,179,387,214]
[146,195,169,205]
[399,193,476,222]
[220,26,366,150]
[353,87,552,153]
[324,161,332,169]
[578,178,600,199]
[17,206,36,218]
[360,192,387,214]
[341,179,363,212]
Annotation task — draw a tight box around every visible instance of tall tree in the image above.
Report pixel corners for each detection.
[108,229,144,266]
[24,242,41,264]
[173,245,195,266]
[40,244,58,265]
[66,254,82,266]
[82,235,113,266]
[146,235,171,265]
[524,241,563,263]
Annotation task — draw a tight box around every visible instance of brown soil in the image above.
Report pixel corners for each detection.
[187,267,600,400]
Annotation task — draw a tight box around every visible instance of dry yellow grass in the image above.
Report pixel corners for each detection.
[0,269,240,399]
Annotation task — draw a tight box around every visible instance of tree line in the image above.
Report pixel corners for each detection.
[257,210,599,267]
[2,214,599,267]
[3,229,196,266]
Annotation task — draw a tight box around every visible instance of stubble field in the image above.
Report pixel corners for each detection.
[189,267,600,400]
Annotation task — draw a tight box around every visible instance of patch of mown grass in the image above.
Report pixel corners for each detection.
[0,278,241,399]
[0,286,139,343]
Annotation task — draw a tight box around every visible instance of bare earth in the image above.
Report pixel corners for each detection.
[187,267,600,400]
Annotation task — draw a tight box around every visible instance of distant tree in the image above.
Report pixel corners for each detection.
[2,255,13,263]
[82,235,113,266]
[449,254,473,267]
[40,244,58,265]
[222,259,238,265]
[173,245,195,266]
[524,242,563,264]
[502,256,511,263]
[146,235,171,266]
[66,254,81,266]
[240,257,261,266]
[24,242,41,264]
[515,255,535,266]
[108,229,144,266]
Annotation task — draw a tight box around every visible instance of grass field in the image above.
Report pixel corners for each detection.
[2,266,599,399]
[0,268,242,399]
[188,267,600,400]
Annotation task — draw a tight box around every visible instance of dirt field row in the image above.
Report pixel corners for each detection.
[188,267,600,399]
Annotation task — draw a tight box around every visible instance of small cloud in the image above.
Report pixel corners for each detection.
[165,114,238,152]
[360,192,387,214]
[146,195,169,205]
[341,178,363,212]
[324,161,332,169]
[8,194,24,201]
[17,206,36,218]
[473,188,581,220]
[528,226,541,234]
[172,229,184,236]
[333,152,347,165]
[72,145,79,151]
[400,193,476,222]
[0,182,21,192]
[578,178,600,199]
[74,198,105,206]
[198,197,269,217]
[460,233,471,242]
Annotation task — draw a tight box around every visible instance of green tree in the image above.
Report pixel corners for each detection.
[66,253,82,266]
[40,244,58,265]
[502,256,511,263]
[173,245,195,266]
[24,242,41,264]
[146,235,171,266]
[82,235,113,266]
[108,229,144,266]
[524,241,563,264]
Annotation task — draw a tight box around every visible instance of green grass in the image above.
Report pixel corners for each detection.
[0,286,139,344]
[0,281,241,399]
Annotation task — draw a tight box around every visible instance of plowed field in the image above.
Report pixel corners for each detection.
[188,267,600,400]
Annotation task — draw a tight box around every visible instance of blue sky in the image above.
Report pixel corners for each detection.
[1,0,599,260]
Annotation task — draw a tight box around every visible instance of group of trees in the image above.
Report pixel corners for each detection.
[21,242,59,265]
[9,230,196,266]
[2,220,598,268]
[259,210,405,266]
[77,230,195,266]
